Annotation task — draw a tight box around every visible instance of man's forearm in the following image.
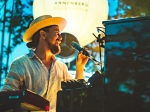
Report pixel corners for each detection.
[75,65,84,79]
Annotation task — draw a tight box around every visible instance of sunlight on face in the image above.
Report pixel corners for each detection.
[45,25,62,54]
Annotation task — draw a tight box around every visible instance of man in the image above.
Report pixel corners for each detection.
[1,15,89,112]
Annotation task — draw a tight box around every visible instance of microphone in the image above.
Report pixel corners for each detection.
[70,41,101,65]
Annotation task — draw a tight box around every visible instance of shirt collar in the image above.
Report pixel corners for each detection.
[27,50,35,58]
[27,50,56,61]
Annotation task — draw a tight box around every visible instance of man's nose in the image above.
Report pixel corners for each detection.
[58,33,62,39]
[58,33,62,38]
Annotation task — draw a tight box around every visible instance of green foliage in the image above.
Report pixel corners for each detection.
[109,0,150,19]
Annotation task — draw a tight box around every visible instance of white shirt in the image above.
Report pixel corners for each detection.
[1,50,72,112]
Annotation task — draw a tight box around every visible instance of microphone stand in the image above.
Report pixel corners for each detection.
[93,27,105,112]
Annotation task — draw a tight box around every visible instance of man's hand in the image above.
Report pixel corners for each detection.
[76,50,89,67]
[75,48,89,79]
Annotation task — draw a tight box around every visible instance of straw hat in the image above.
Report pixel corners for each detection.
[22,15,66,43]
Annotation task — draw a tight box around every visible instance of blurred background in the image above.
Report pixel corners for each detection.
[0,1,150,111]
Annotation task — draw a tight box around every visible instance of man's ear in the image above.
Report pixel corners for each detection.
[39,30,45,39]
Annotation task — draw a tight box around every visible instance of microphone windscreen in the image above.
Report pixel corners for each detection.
[70,41,82,51]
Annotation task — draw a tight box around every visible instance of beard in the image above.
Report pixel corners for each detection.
[50,45,61,54]
[46,39,61,54]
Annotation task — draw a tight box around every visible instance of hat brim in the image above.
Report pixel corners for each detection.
[23,17,66,43]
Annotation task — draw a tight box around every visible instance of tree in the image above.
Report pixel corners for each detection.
[108,0,150,19]
[0,0,33,86]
